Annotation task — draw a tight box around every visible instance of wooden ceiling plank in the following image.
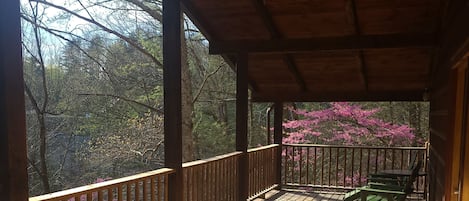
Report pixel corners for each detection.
[209,33,436,54]
[251,0,307,92]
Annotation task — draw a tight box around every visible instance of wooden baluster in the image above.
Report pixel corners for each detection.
[306,147,310,185]
[367,149,370,175]
[127,183,132,201]
[384,149,387,170]
[313,147,317,185]
[299,147,303,184]
[98,190,103,201]
[359,148,363,186]
[336,147,339,186]
[87,193,92,201]
[109,187,114,201]
[375,149,379,173]
[164,175,169,201]
[343,148,347,187]
[321,147,324,186]
[150,177,155,201]
[351,148,355,187]
[283,146,287,185]
[157,175,162,201]
[328,147,332,186]
[400,149,404,170]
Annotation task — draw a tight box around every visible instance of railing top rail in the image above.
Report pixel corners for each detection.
[283,143,427,150]
[182,151,242,168]
[29,168,175,201]
[248,144,279,153]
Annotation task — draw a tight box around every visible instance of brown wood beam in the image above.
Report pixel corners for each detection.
[252,91,427,102]
[209,34,436,54]
[0,0,29,200]
[163,0,183,200]
[273,102,283,188]
[252,0,307,92]
[236,53,249,200]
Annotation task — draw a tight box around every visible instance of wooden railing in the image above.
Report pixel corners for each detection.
[32,143,428,201]
[247,144,279,199]
[282,144,428,194]
[182,151,242,201]
[29,168,174,201]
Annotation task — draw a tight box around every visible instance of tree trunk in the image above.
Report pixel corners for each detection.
[38,114,51,193]
[181,17,194,162]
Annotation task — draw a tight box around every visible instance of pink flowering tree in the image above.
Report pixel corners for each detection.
[283,102,415,146]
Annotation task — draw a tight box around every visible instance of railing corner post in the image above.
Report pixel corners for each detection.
[274,102,283,188]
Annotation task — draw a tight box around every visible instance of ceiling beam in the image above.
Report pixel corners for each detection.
[252,90,427,102]
[209,33,436,54]
[251,0,307,92]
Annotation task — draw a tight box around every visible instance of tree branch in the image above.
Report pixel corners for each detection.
[125,0,162,23]
[32,0,163,67]
[78,93,163,115]
[192,65,223,104]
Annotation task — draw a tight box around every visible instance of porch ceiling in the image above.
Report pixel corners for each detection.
[182,0,444,102]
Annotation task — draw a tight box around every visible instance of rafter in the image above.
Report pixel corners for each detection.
[209,34,436,54]
[251,0,307,92]
[181,0,217,41]
[346,0,369,91]
[283,55,307,91]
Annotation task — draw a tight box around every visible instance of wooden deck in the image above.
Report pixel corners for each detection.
[254,189,426,201]
[254,189,345,201]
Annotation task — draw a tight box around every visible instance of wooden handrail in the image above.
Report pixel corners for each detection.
[182,151,242,167]
[248,144,279,153]
[29,168,175,201]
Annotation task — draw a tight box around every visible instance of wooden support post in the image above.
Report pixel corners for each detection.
[163,0,183,200]
[0,0,29,200]
[236,53,249,200]
[273,102,283,188]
